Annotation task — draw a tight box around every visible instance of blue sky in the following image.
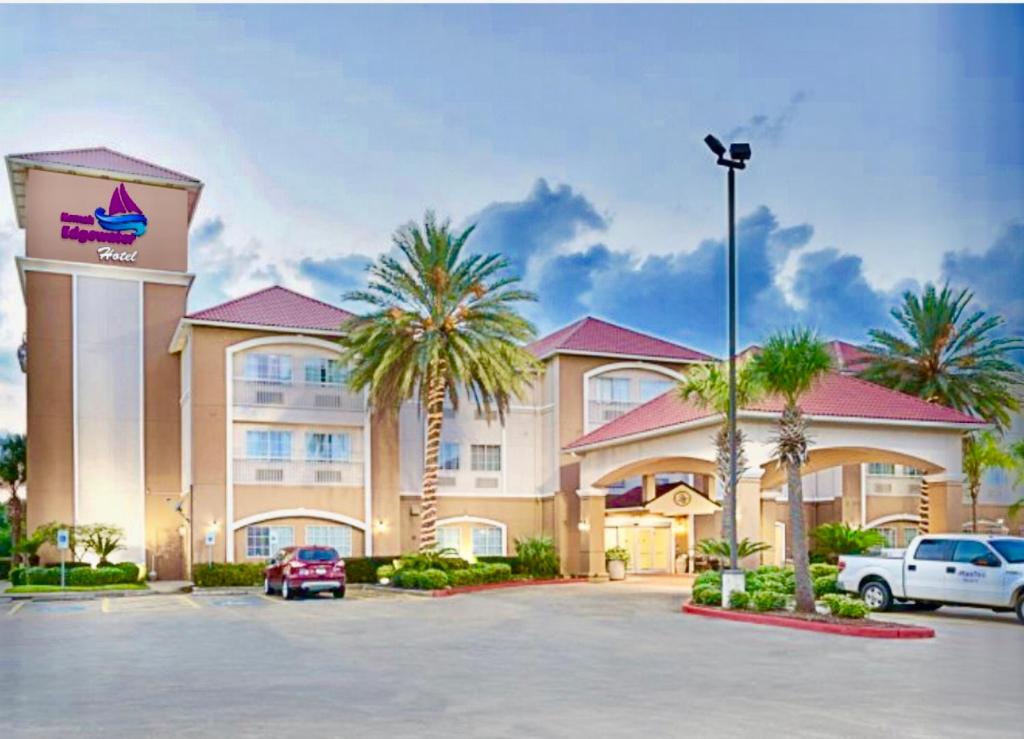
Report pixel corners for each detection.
[0,4,1022,431]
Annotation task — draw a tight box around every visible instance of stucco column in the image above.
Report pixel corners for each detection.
[840,464,863,526]
[370,407,402,556]
[735,476,764,568]
[554,490,580,576]
[922,479,965,534]
[577,491,607,578]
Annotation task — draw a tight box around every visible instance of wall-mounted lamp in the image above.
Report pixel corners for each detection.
[577,520,591,533]
[373,518,389,533]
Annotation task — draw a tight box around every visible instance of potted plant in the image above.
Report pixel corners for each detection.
[606,547,630,581]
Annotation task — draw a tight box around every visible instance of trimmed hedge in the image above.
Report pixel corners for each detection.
[813,575,839,597]
[821,593,870,619]
[728,590,751,609]
[476,555,523,574]
[393,568,449,590]
[11,564,138,587]
[752,591,787,612]
[192,563,265,587]
[344,556,400,584]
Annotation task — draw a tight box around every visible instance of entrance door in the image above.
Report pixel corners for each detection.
[636,528,654,570]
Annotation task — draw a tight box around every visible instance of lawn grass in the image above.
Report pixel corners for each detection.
[5,583,150,593]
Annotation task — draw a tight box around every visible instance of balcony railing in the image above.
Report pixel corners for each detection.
[233,378,365,412]
[233,457,363,486]
[587,400,641,430]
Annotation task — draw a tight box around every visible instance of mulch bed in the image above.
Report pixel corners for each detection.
[682,602,935,639]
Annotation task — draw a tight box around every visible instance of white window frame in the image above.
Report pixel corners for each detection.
[470,444,501,472]
[304,357,347,385]
[244,353,292,383]
[439,442,460,471]
[246,525,294,559]
[471,525,504,556]
[638,378,673,402]
[305,432,351,461]
[246,430,292,460]
[305,524,353,557]
[437,526,462,553]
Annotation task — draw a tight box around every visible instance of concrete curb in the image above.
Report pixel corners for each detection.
[432,577,583,597]
[3,587,155,602]
[682,602,936,639]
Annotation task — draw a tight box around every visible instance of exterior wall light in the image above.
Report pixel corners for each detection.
[373,518,389,533]
[577,520,591,532]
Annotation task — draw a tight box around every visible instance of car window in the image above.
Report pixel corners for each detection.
[952,541,994,564]
[912,539,953,561]
[991,539,1024,563]
[298,548,338,562]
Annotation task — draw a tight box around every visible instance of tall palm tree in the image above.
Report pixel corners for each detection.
[751,329,833,613]
[962,431,1014,533]
[339,212,540,552]
[860,283,1023,430]
[999,438,1023,528]
[679,360,764,559]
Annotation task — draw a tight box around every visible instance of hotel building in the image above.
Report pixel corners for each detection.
[8,148,1021,579]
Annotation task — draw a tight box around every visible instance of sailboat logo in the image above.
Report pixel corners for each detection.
[94,183,148,237]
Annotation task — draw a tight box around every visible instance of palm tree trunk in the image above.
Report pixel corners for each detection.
[6,490,24,566]
[419,370,446,552]
[714,426,735,551]
[970,485,979,534]
[786,461,816,613]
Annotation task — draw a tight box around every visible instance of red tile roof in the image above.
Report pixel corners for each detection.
[528,317,712,362]
[7,146,200,184]
[186,286,353,333]
[567,371,983,450]
[829,340,875,373]
[606,482,680,509]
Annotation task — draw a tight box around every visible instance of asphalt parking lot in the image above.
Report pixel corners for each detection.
[2,582,1020,738]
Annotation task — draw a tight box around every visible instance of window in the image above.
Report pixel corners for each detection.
[991,539,1024,563]
[903,527,919,547]
[913,538,953,561]
[244,353,292,383]
[297,547,340,562]
[877,527,896,548]
[594,377,631,402]
[246,430,292,459]
[246,525,294,558]
[952,540,994,564]
[472,526,503,556]
[306,525,353,556]
[867,463,895,476]
[471,444,501,472]
[639,379,672,402]
[304,357,346,385]
[439,442,460,471]
[437,526,461,553]
[305,432,351,461]
[901,466,923,477]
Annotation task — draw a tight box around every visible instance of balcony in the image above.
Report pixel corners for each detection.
[587,400,641,431]
[234,457,364,487]
[232,378,365,423]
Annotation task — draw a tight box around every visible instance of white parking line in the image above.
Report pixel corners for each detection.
[6,601,26,616]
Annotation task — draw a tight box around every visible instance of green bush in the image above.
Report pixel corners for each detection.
[113,562,141,582]
[396,551,469,573]
[821,593,869,619]
[0,559,9,580]
[12,566,57,586]
[813,575,839,597]
[476,555,522,574]
[192,563,265,587]
[694,570,722,589]
[728,590,750,609]
[692,584,722,606]
[344,556,400,584]
[448,569,478,587]
[41,561,91,570]
[809,563,839,579]
[375,564,396,583]
[393,567,449,590]
[752,591,787,612]
[514,536,559,578]
[755,565,782,575]
[68,567,130,586]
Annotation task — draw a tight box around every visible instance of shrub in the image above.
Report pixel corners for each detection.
[698,537,772,560]
[375,564,396,583]
[114,562,141,582]
[394,567,449,590]
[811,523,885,564]
[821,593,869,619]
[478,562,512,583]
[692,585,722,606]
[344,557,400,584]
[755,565,782,575]
[476,556,522,574]
[192,563,265,587]
[728,590,750,609]
[752,591,787,612]
[448,569,479,587]
[694,570,722,589]
[396,551,468,573]
[0,560,9,580]
[809,563,839,579]
[68,567,130,586]
[514,536,559,578]
[41,561,91,570]
[813,575,839,597]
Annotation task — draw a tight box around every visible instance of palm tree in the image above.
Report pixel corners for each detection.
[0,434,27,565]
[961,432,1014,533]
[751,329,833,613]
[1009,440,1024,526]
[860,283,1023,430]
[679,360,764,558]
[339,212,540,551]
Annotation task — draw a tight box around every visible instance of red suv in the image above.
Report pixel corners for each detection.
[264,546,346,599]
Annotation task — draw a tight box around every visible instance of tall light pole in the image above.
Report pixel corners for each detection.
[704,134,751,575]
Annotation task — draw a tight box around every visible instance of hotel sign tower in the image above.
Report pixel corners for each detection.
[7,148,202,577]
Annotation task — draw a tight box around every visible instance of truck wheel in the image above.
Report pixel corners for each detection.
[1015,595,1024,625]
[860,580,892,611]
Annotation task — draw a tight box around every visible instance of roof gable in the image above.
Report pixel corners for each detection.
[186,286,353,333]
[567,371,984,450]
[528,316,712,362]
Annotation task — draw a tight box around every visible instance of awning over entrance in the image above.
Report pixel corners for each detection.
[646,485,720,516]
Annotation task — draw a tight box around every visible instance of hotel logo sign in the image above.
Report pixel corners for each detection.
[60,182,149,263]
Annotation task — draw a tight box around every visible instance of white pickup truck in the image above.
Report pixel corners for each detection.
[837,534,1024,624]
